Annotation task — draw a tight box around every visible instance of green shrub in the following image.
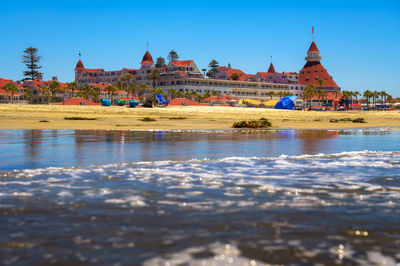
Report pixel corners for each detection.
[140,117,156,122]
[233,118,272,128]
[352,118,366,123]
[64,117,97,120]
[169,117,187,120]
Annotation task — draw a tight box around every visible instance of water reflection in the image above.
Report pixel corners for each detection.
[0,128,399,171]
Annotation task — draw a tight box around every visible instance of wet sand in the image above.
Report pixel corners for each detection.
[0,104,399,130]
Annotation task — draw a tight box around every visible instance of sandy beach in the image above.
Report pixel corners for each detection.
[0,104,399,130]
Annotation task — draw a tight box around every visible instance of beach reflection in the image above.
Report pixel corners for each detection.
[0,128,398,171]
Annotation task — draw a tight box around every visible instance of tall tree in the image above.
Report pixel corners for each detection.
[67,82,78,98]
[207,59,219,78]
[22,47,42,80]
[167,50,179,62]
[267,91,275,100]
[48,81,60,103]
[317,88,327,106]
[148,69,161,88]
[2,83,18,104]
[155,57,167,68]
[303,84,316,108]
[105,84,117,102]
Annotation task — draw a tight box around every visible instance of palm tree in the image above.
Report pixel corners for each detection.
[317,89,327,106]
[363,90,373,106]
[23,90,33,104]
[168,88,176,100]
[303,84,316,108]
[148,69,161,89]
[127,83,137,101]
[67,82,78,98]
[48,81,60,103]
[316,78,325,88]
[123,73,135,104]
[105,84,117,102]
[42,85,51,104]
[267,91,275,100]
[211,90,218,96]
[353,91,360,103]
[89,86,100,102]
[138,83,150,103]
[190,90,198,101]
[2,83,19,104]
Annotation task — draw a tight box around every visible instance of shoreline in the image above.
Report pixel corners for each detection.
[0,104,399,130]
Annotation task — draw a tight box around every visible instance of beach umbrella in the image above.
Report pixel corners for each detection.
[274,96,298,110]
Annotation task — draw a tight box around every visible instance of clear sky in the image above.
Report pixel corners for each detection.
[1,0,399,96]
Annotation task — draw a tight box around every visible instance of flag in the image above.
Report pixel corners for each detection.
[79,51,81,57]
[147,42,149,49]
[312,26,314,34]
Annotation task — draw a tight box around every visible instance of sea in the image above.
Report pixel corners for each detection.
[0,128,399,265]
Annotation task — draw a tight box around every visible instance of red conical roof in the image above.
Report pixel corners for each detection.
[308,41,320,53]
[141,51,154,64]
[267,63,276,73]
[75,60,84,70]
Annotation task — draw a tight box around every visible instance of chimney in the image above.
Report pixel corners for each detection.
[38,74,43,81]
[52,76,58,81]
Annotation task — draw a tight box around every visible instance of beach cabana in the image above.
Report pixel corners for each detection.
[264,99,279,107]
[101,99,111,106]
[274,96,297,110]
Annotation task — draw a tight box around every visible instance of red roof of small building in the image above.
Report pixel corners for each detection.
[308,41,320,53]
[169,60,193,67]
[61,98,100,106]
[141,51,154,65]
[75,60,85,70]
[169,98,209,106]
[267,63,276,73]
[299,61,339,87]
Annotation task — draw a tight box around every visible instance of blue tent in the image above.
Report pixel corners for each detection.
[274,96,298,110]
[155,94,167,105]
[101,99,111,106]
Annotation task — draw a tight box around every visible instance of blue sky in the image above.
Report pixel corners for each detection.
[1,0,399,96]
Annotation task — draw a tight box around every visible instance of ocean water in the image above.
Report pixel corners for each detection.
[0,129,399,265]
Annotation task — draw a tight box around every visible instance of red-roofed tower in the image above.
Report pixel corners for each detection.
[305,41,321,62]
[75,60,85,70]
[267,63,276,74]
[141,51,154,69]
[299,41,340,90]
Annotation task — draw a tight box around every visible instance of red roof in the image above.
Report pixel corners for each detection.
[84,69,103,73]
[218,67,248,81]
[308,41,320,53]
[141,51,154,65]
[75,60,85,70]
[61,98,100,106]
[299,61,339,88]
[169,98,209,106]
[267,63,276,73]
[170,60,193,67]
[0,78,14,88]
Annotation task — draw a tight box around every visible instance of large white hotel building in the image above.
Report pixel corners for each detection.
[74,41,340,100]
